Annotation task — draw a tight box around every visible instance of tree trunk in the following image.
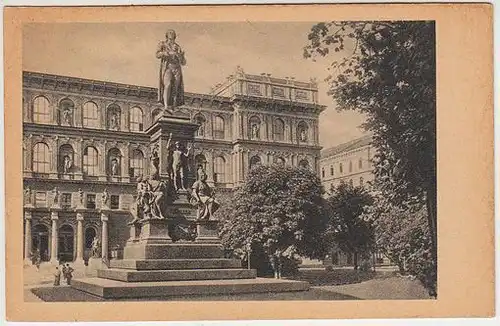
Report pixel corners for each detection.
[353,252,358,270]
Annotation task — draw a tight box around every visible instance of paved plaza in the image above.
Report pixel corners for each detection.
[24,263,431,302]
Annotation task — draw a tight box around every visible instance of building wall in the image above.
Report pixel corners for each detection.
[22,70,325,263]
[319,139,374,194]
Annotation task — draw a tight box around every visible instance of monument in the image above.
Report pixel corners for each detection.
[71,30,309,299]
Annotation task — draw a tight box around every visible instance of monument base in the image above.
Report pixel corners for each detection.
[73,218,310,299]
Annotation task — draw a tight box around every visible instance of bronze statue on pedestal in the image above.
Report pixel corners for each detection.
[157,29,186,114]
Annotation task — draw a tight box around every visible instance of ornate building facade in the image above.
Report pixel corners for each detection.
[22,69,325,265]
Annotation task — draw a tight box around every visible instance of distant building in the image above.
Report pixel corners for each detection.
[22,69,325,265]
[319,135,374,194]
[320,135,391,267]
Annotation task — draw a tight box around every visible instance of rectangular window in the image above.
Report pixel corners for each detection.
[86,194,96,209]
[110,195,119,210]
[35,192,47,207]
[61,193,72,209]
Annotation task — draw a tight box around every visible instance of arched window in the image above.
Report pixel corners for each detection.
[108,148,122,176]
[193,114,206,137]
[299,159,309,169]
[129,149,144,178]
[107,104,121,131]
[358,158,363,169]
[321,168,325,178]
[339,163,343,174]
[349,161,353,173]
[273,118,285,141]
[33,96,51,123]
[59,144,74,174]
[249,116,261,140]
[82,101,99,128]
[213,116,225,139]
[330,165,334,176]
[195,154,207,172]
[32,142,50,173]
[58,98,74,126]
[214,156,226,183]
[297,121,308,142]
[249,155,261,169]
[83,146,99,176]
[129,107,144,132]
[84,227,97,249]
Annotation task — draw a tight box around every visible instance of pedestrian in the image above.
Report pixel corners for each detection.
[53,266,61,286]
[64,263,74,285]
[34,250,41,271]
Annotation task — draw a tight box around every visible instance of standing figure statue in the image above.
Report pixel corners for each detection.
[101,188,109,208]
[24,186,32,205]
[90,236,100,258]
[156,29,186,113]
[62,107,72,126]
[111,159,119,176]
[63,155,73,173]
[52,187,60,206]
[191,168,220,220]
[150,143,160,177]
[78,188,84,206]
[172,141,191,191]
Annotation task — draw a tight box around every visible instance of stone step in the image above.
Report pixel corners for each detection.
[71,277,310,299]
[109,258,242,270]
[97,268,257,282]
[123,243,224,259]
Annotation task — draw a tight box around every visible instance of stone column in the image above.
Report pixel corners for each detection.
[50,211,59,264]
[121,144,130,183]
[101,212,109,262]
[24,210,33,265]
[74,212,85,265]
[206,149,214,185]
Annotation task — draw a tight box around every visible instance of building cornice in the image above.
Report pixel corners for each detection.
[23,123,150,142]
[23,71,325,116]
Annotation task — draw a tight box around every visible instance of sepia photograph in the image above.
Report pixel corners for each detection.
[20,20,437,302]
[4,3,494,322]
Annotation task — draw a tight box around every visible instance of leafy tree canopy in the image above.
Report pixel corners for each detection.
[304,20,437,260]
[216,164,328,261]
[304,21,435,207]
[325,182,375,268]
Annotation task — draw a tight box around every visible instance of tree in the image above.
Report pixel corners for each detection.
[216,164,328,277]
[304,21,437,283]
[325,182,374,270]
[372,197,436,297]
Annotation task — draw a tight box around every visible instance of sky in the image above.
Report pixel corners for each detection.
[23,22,368,149]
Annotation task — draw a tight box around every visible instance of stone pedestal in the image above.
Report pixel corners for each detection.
[196,220,220,243]
[144,113,199,182]
[139,219,172,244]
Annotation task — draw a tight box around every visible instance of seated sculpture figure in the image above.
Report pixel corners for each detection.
[149,174,168,219]
[191,168,220,220]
